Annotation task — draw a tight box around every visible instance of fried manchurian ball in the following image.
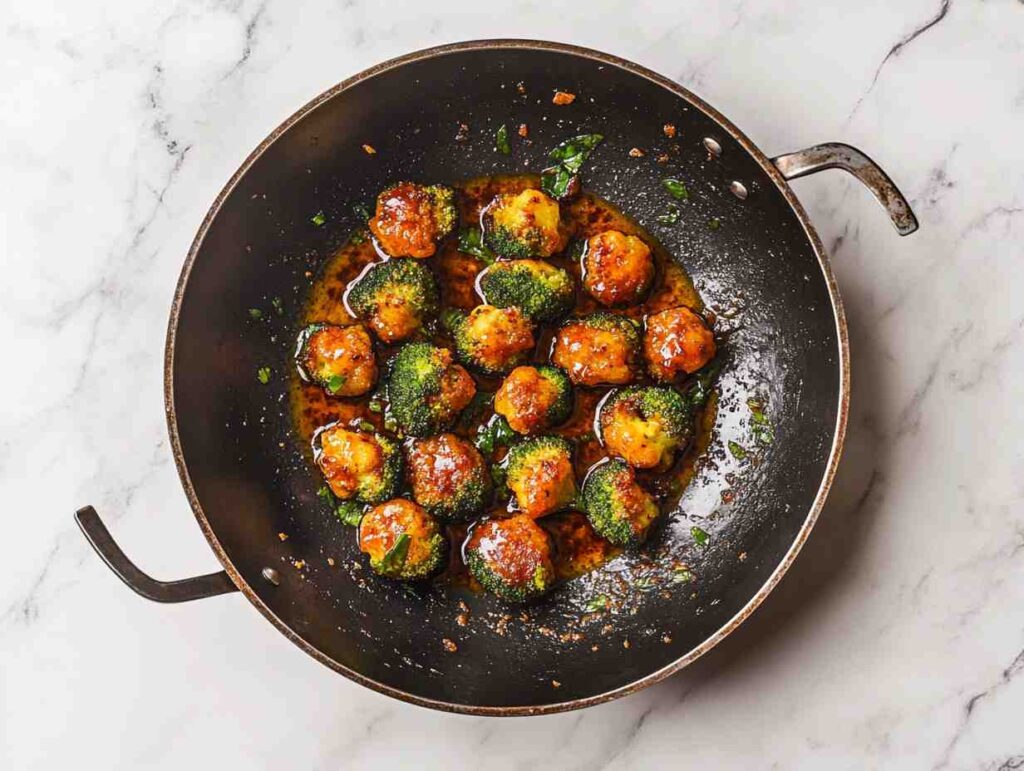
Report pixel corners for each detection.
[643,306,716,381]
[551,312,642,387]
[447,304,536,376]
[582,230,655,307]
[494,365,573,435]
[314,424,402,504]
[367,182,457,258]
[406,433,492,521]
[358,499,447,580]
[294,323,378,397]
[482,188,569,258]
[464,514,556,602]
[580,458,661,546]
[345,258,439,344]
[387,343,477,437]
[505,436,577,518]
[599,386,693,470]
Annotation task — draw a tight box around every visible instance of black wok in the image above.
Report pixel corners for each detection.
[76,40,917,715]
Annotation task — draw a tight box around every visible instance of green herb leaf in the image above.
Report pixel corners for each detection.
[657,203,680,226]
[495,123,511,155]
[368,398,383,414]
[728,441,747,460]
[358,420,375,432]
[709,218,721,230]
[457,227,496,265]
[248,308,263,320]
[691,526,709,547]
[474,415,517,455]
[352,202,372,222]
[336,500,364,527]
[662,178,689,200]
[540,133,603,200]
[326,374,347,394]
[311,210,326,226]
[683,358,723,411]
[633,575,657,591]
[585,594,610,612]
[349,230,368,245]
[747,397,774,445]
[316,485,334,504]
[271,296,284,315]
[379,533,411,573]
[256,366,271,384]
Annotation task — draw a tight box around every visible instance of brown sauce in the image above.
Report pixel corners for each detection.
[289,174,714,588]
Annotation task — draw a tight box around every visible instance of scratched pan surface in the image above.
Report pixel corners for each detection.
[167,41,844,714]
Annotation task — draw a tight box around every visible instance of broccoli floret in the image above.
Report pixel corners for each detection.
[294,323,378,396]
[406,434,493,521]
[345,259,439,344]
[598,386,694,470]
[505,435,577,517]
[313,424,402,504]
[358,499,447,580]
[477,259,575,323]
[464,515,556,602]
[387,343,476,437]
[580,458,661,546]
[482,189,567,258]
[368,182,458,259]
[446,305,535,376]
[494,365,573,434]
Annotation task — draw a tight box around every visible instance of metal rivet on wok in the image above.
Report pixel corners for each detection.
[730,180,749,200]
[262,567,281,585]
[703,137,722,157]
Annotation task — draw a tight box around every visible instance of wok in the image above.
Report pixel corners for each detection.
[76,40,917,715]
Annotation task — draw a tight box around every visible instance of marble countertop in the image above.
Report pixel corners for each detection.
[2,1,1022,768]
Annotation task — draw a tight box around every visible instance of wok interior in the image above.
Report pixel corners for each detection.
[171,46,841,709]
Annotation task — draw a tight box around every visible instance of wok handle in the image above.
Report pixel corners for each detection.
[771,142,919,236]
[75,505,238,603]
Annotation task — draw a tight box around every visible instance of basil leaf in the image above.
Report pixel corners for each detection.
[457,227,496,265]
[380,533,411,572]
[540,165,579,200]
[496,124,511,155]
[473,415,516,455]
[548,133,603,173]
[662,178,689,200]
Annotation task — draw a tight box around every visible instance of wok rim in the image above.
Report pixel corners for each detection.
[164,38,850,717]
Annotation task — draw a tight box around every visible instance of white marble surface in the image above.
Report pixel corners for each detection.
[2,1,1023,768]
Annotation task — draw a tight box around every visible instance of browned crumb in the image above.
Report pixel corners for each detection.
[722,489,735,504]
[537,626,556,638]
[278,532,288,541]
[663,123,677,138]
[361,144,376,155]
[495,615,511,636]
[519,611,530,623]
[738,551,748,562]
[456,612,470,627]
[662,634,673,644]
[327,557,336,567]
[601,624,613,635]
[517,123,529,138]
[628,147,645,158]
[292,559,305,569]
[516,81,527,94]
[455,123,470,142]
[551,680,562,688]
[442,638,458,653]
[591,644,599,652]
[560,631,584,644]
[304,270,313,278]
[458,600,470,613]
[656,153,670,164]
[552,90,576,105]
[623,639,632,649]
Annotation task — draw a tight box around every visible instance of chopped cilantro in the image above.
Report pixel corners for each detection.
[336,500,364,527]
[496,123,511,155]
[457,227,496,265]
[256,366,271,384]
[709,218,721,230]
[352,202,372,222]
[271,297,284,315]
[316,485,334,504]
[358,420,375,432]
[657,203,680,225]
[585,594,610,612]
[379,533,411,573]
[248,308,263,320]
[672,567,694,584]
[691,526,709,547]
[311,210,326,226]
[728,441,747,460]
[326,374,347,394]
[662,178,689,200]
[367,398,383,414]
[474,414,517,455]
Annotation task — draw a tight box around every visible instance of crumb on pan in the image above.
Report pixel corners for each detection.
[628,147,645,158]
[552,91,576,105]
[442,638,458,653]
[663,123,677,138]
[362,144,376,155]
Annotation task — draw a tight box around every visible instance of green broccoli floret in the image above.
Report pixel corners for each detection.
[387,343,476,437]
[580,458,661,546]
[505,435,577,518]
[445,305,535,376]
[482,189,566,258]
[345,258,439,344]
[464,515,556,602]
[477,259,575,323]
[598,386,694,469]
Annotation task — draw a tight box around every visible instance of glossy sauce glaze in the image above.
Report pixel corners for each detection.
[290,174,715,587]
